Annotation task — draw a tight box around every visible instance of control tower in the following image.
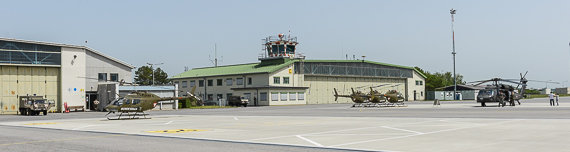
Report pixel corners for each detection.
[259,33,300,61]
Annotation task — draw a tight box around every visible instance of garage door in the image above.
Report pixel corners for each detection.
[0,66,59,114]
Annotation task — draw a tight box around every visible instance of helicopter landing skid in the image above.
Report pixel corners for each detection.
[106,112,151,120]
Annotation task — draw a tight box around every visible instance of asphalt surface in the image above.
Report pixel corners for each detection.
[1,97,568,152]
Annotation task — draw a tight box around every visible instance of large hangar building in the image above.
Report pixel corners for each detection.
[170,34,426,106]
[0,38,134,114]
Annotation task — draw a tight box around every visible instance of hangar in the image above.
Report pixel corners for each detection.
[170,34,426,106]
[0,38,134,114]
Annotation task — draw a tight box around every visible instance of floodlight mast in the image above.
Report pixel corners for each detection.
[450,8,457,99]
[146,62,164,85]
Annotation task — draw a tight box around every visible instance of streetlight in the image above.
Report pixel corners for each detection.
[146,62,164,85]
[450,8,458,99]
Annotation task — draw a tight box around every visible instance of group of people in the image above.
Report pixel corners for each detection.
[549,92,560,106]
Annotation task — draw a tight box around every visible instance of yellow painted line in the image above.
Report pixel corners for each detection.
[0,135,123,146]
[24,122,58,125]
[146,129,207,133]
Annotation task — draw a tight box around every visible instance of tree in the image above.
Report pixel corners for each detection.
[415,67,465,91]
[134,66,169,85]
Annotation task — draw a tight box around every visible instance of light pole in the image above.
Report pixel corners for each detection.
[450,8,458,99]
[146,62,163,85]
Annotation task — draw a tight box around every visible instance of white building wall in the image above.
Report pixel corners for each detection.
[406,71,426,101]
[85,51,133,92]
[269,65,296,87]
[60,47,86,109]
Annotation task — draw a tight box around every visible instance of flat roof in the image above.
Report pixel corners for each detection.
[0,37,135,69]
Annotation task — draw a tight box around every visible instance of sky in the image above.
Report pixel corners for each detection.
[2,0,570,89]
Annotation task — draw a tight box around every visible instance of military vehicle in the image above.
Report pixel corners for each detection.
[383,90,405,106]
[105,86,200,120]
[18,95,54,116]
[472,72,530,107]
[228,96,249,107]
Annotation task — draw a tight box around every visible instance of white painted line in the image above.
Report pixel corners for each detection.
[72,125,102,130]
[330,119,524,147]
[382,126,424,134]
[296,135,323,147]
[233,117,239,120]
[165,121,174,125]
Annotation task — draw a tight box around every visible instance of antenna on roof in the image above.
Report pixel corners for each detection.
[209,43,221,67]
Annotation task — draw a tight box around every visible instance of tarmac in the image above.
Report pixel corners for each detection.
[1,98,569,152]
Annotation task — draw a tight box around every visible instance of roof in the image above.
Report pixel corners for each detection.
[119,85,176,91]
[171,59,426,79]
[171,59,296,79]
[0,37,135,69]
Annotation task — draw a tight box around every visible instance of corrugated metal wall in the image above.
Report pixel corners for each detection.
[1,66,59,114]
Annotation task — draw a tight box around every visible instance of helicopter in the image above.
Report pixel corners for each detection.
[470,72,531,107]
[334,84,406,107]
[104,86,200,120]
[334,88,368,107]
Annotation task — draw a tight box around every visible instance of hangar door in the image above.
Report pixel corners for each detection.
[0,66,59,114]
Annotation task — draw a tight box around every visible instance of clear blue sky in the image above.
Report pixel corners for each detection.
[2,0,570,89]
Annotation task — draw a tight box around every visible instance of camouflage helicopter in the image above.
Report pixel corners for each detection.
[333,88,368,107]
[470,72,532,107]
[105,86,200,120]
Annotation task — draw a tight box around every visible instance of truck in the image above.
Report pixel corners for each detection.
[228,96,249,107]
[19,96,54,116]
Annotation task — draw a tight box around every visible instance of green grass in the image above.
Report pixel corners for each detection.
[186,106,236,109]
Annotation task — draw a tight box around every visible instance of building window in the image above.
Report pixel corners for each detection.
[421,91,424,96]
[280,92,288,101]
[182,81,188,88]
[174,81,179,85]
[260,92,268,101]
[226,93,233,100]
[190,80,195,87]
[199,80,204,87]
[226,78,233,86]
[248,77,252,85]
[420,81,423,85]
[298,92,305,100]
[271,92,279,101]
[217,94,223,100]
[207,79,213,86]
[244,93,251,100]
[98,73,107,82]
[236,78,244,85]
[110,73,119,82]
[273,77,280,84]
[289,92,296,100]
[416,80,423,85]
[283,77,289,84]
[207,94,213,101]
[217,79,223,86]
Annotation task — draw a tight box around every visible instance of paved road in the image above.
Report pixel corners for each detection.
[1,97,568,152]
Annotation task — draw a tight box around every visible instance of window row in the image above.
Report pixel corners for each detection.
[176,77,253,88]
[273,76,290,84]
[270,92,304,101]
[415,80,423,85]
[98,73,119,82]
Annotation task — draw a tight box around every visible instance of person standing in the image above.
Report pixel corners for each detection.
[549,92,555,106]
[556,94,560,106]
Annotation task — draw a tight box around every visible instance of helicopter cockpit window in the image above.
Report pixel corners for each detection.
[124,99,133,105]
[132,99,141,105]
[112,98,125,106]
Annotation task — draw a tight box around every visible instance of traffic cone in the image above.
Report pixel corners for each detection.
[64,102,69,113]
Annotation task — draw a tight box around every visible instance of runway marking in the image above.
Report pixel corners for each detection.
[165,121,174,125]
[248,120,438,141]
[0,135,123,146]
[72,125,105,130]
[24,122,58,125]
[296,135,323,147]
[234,117,239,120]
[330,119,524,147]
[146,129,207,133]
[382,126,424,134]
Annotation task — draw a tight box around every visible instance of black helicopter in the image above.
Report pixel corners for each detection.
[470,72,530,107]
